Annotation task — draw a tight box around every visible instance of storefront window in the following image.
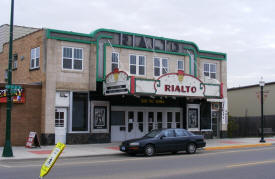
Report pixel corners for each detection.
[188,108,198,129]
[72,92,88,131]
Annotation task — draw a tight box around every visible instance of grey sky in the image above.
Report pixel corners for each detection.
[1,0,275,88]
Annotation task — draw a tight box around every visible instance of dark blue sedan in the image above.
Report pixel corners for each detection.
[120,128,206,156]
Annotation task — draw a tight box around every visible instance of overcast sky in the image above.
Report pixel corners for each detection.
[1,0,275,88]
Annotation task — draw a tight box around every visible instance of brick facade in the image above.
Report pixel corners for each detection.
[0,29,45,84]
[0,83,42,146]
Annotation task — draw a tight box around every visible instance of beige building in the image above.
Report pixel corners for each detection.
[228,82,275,136]
[0,25,227,145]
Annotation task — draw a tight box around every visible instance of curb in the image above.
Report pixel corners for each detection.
[204,143,273,151]
[0,152,123,162]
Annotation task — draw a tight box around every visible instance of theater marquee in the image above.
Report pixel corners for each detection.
[104,70,211,98]
[154,71,205,97]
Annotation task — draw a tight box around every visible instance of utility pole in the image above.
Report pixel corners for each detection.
[2,0,14,157]
[259,77,265,143]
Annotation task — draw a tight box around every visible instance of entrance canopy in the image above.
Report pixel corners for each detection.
[103,70,222,98]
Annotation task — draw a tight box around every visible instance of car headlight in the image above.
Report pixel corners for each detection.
[129,142,140,146]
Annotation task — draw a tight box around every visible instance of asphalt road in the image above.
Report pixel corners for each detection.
[1,145,275,179]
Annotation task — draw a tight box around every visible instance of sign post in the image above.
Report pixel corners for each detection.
[39,142,66,178]
[2,0,14,157]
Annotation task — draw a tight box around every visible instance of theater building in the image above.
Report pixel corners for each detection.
[0,25,227,145]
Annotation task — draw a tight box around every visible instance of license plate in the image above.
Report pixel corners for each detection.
[121,146,125,151]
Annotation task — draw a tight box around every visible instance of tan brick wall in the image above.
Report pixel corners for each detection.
[0,84,42,146]
[0,30,44,84]
[106,47,188,79]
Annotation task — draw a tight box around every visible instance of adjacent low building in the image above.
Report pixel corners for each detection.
[228,82,275,137]
[0,24,228,145]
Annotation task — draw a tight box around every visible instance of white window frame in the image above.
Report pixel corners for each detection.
[30,47,40,70]
[62,46,83,71]
[129,54,146,76]
[153,57,169,77]
[204,63,216,79]
[111,52,119,71]
[177,59,184,71]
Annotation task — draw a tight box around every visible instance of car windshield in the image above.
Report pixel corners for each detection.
[144,129,162,138]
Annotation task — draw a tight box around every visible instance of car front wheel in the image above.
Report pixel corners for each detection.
[144,144,155,157]
[186,143,197,154]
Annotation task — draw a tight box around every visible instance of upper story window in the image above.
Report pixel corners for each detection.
[4,69,8,81]
[62,47,83,70]
[111,52,119,71]
[30,47,40,70]
[177,60,184,71]
[204,63,216,79]
[12,54,18,70]
[154,57,168,77]
[130,55,146,76]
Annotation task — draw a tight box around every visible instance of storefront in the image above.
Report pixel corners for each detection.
[89,69,224,142]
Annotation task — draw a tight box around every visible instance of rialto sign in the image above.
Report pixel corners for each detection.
[154,71,205,97]
[104,70,207,97]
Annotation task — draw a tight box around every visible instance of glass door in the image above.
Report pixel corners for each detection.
[126,111,145,140]
[55,108,67,144]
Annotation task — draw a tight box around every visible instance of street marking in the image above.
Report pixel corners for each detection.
[205,143,272,150]
[227,159,275,168]
[0,164,11,168]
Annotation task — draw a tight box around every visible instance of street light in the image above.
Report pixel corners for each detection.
[2,0,14,157]
[259,77,265,143]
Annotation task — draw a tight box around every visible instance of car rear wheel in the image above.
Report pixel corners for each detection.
[186,143,197,154]
[144,144,155,157]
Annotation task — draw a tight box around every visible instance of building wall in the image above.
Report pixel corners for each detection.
[106,47,190,79]
[0,84,42,146]
[0,24,39,52]
[0,29,45,84]
[44,39,95,134]
[228,83,275,117]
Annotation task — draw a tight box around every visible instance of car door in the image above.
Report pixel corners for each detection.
[155,129,177,153]
[174,129,189,151]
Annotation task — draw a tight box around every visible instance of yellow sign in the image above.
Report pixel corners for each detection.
[39,142,66,178]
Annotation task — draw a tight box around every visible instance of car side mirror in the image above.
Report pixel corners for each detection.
[160,135,165,139]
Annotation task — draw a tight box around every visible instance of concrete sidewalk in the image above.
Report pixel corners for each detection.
[1,137,275,161]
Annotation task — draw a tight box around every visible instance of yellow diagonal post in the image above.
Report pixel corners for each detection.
[39,142,66,178]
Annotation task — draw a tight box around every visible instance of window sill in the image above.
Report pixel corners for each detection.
[29,67,40,71]
[12,68,17,71]
[61,69,84,73]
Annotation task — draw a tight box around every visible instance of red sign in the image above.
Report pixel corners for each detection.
[0,89,25,103]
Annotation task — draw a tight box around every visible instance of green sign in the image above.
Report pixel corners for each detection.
[5,85,22,90]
